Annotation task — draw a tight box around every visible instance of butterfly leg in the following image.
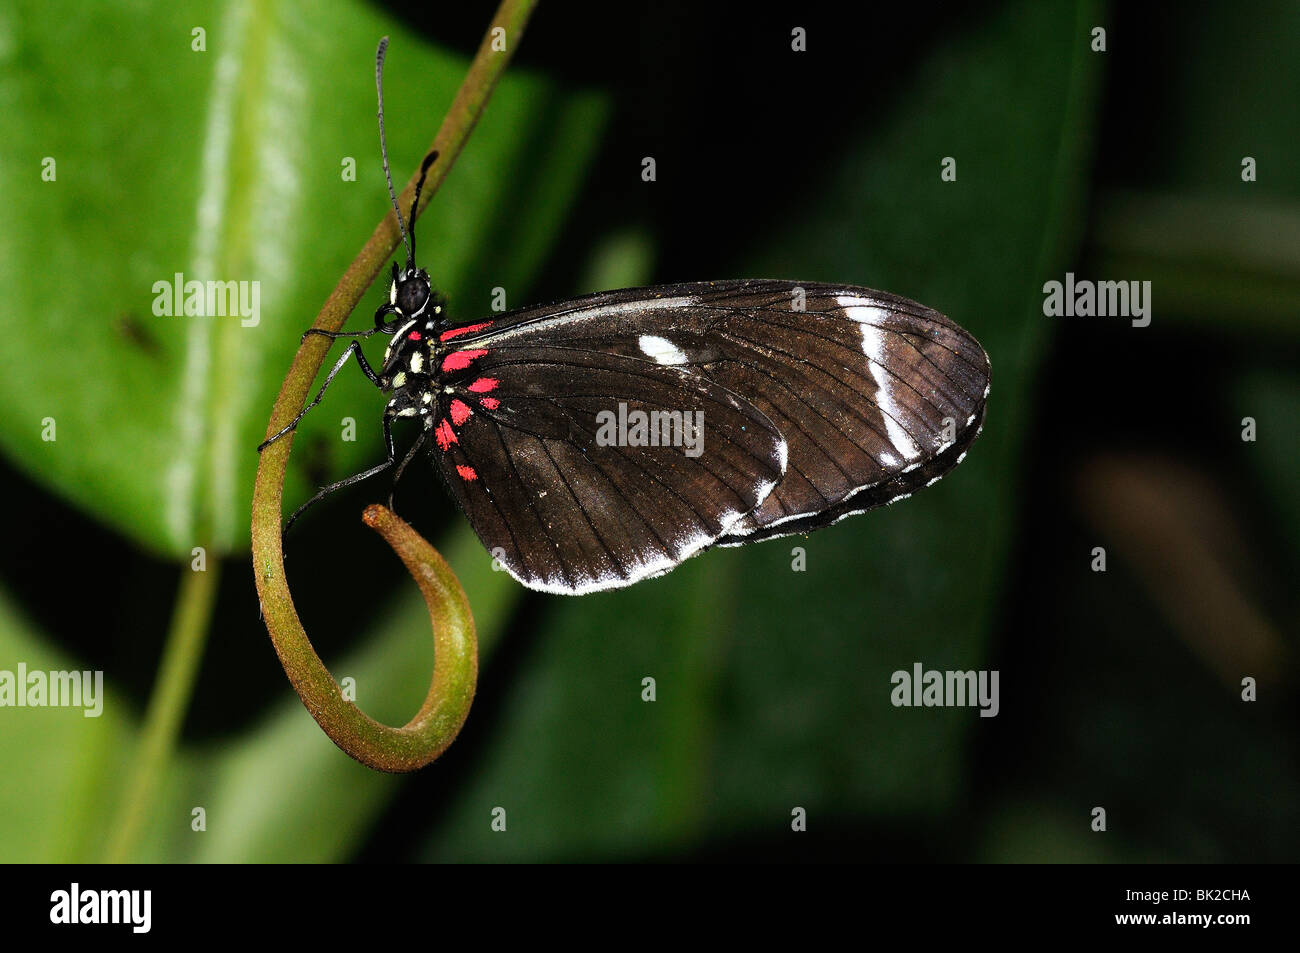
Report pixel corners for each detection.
[283,414,397,533]
[258,341,384,451]
[387,429,429,511]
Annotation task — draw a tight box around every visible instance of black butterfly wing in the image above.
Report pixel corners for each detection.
[430,344,786,594]
[445,279,990,550]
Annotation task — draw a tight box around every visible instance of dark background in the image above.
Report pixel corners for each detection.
[0,0,1295,862]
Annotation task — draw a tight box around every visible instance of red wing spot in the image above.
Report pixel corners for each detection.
[439,322,493,342]
[456,464,478,482]
[467,377,499,393]
[435,419,457,451]
[441,349,489,372]
[479,396,500,410]
[449,399,473,426]
[407,331,422,341]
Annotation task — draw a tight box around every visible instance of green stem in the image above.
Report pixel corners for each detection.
[104,559,221,862]
[251,0,538,772]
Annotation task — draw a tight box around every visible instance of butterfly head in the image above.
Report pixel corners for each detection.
[388,262,440,319]
[380,263,444,376]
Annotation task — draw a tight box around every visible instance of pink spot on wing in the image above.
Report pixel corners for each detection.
[456,464,478,482]
[439,322,493,342]
[449,399,473,426]
[479,397,500,410]
[435,419,457,451]
[441,349,488,372]
[407,331,422,341]
[467,377,499,393]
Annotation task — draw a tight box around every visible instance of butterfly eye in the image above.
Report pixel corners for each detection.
[396,277,430,315]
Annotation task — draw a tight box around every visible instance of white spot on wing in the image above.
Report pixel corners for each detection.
[638,334,689,365]
[841,299,921,464]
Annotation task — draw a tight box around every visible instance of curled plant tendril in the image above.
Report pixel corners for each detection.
[251,0,537,771]
[361,505,477,768]
[276,505,476,773]
[259,505,476,772]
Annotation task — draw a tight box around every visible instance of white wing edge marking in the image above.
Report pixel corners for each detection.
[714,419,986,548]
[496,445,782,595]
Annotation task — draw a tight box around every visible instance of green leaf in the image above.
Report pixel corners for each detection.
[0,0,607,557]
[419,0,1105,861]
[0,588,134,862]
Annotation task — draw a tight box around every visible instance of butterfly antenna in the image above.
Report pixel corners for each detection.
[376,37,414,269]
[407,150,439,266]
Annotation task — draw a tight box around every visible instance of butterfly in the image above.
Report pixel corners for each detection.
[259,38,991,595]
